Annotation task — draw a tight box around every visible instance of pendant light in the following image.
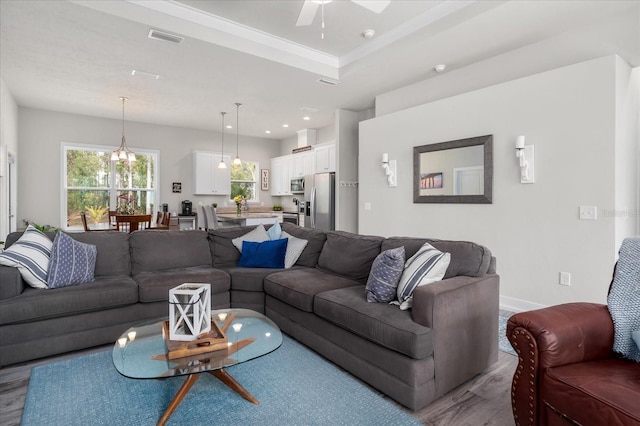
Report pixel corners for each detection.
[218,112,227,169]
[111,97,136,162]
[233,102,242,165]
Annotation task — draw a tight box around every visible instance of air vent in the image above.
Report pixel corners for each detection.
[317,77,340,86]
[148,29,183,44]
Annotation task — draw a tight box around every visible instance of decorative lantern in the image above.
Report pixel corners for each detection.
[168,283,211,341]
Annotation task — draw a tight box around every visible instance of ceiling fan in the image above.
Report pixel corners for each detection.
[296,0,391,27]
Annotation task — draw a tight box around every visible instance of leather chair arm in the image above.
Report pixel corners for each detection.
[506,303,614,426]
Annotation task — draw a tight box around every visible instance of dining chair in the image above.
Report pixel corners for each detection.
[156,211,163,225]
[80,212,90,231]
[197,205,208,230]
[115,214,152,233]
[203,205,218,230]
[160,212,171,227]
[108,210,117,226]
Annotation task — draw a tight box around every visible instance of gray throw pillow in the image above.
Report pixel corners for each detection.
[365,247,406,303]
[607,236,640,362]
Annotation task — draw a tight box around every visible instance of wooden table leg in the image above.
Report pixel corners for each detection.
[157,373,200,426]
[210,368,260,405]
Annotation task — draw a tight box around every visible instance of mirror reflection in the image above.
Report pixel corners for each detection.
[413,135,493,204]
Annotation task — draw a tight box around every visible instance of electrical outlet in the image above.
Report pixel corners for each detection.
[559,272,571,286]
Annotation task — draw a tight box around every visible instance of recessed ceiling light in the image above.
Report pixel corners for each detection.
[434,64,447,73]
[303,116,311,121]
[226,125,233,129]
[131,69,160,80]
[282,124,289,128]
[362,29,375,39]
[265,130,271,134]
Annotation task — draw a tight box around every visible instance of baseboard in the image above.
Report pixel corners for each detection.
[499,295,547,313]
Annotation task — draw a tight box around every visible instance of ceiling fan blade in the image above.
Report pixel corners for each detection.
[350,0,391,14]
[296,0,319,26]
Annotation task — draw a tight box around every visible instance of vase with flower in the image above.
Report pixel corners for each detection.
[117,193,136,215]
[233,195,244,217]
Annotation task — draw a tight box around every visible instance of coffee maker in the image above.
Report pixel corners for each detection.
[181,200,193,216]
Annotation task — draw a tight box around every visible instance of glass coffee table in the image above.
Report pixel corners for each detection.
[112,308,282,426]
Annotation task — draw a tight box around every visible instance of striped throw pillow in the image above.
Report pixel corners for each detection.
[0,225,52,289]
[393,242,450,310]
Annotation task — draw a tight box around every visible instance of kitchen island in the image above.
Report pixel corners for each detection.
[216,212,280,227]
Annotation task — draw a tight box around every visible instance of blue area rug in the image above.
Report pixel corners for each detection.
[22,335,421,426]
[499,315,516,356]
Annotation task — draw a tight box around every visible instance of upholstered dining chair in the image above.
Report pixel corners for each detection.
[203,205,218,230]
[115,214,152,233]
[197,205,208,230]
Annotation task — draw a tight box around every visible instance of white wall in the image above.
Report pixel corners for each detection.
[359,56,638,309]
[17,108,280,229]
[0,78,18,239]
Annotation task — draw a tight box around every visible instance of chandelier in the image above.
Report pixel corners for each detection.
[233,102,242,165]
[111,97,136,162]
[218,112,227,169]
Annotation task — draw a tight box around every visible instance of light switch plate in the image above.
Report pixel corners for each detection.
[579,205,597,220]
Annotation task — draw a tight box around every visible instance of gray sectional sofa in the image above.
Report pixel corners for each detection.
[0,223,499,411]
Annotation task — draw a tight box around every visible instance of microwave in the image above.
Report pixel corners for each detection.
[290,177,305,194]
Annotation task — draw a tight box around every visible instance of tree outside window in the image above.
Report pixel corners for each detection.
[230,161,258,202]
[63,144,158,229]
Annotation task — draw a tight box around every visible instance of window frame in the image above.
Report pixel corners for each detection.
[230,160,260,203]
[60,142,160,230]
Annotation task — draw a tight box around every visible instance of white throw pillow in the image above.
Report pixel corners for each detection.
[232,225,269,252]
[0,225,53,289]
[393,242,450,310]
[281,231,308,269]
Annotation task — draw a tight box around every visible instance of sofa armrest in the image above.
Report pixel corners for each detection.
[0,265,25,299]
[506,303,614,426]
[411,273,500,396]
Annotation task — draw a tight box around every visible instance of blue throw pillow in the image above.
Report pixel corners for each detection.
[237,238,288,268]
[47,232,97,289]
[267,221,282,240]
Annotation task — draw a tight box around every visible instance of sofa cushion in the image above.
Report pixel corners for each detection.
[394,243,450,310]
[317,231,384,283]
[69,231,131,277]
[0,275,138,325]
[366,247,406,303]
[135,266,230,303]
[208,226,259,268]
[382,237,491,279]
[281,231,308,269]
[280,223,327,267]
[238,239,288,268]
[222,267,287,292]
[47,232,97,289]
[264,268,361,312]
[542,358,640,424]
[315,285,434,359]
[232,224,269,252]
[0,225,52,289]
[130,230,212,275]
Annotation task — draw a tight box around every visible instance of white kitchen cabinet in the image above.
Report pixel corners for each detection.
[193,151,231,195]
[292,151,314,177]
[314,144,335,173]
[271,155,293,196]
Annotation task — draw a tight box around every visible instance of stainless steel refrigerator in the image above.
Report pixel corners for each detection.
[303,172,335,231]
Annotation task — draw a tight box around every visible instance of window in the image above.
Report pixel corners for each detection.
[62,143,159,229]
[230,160,258,202]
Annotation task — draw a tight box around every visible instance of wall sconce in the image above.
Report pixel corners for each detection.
[515,136,535,184]
[381,153,397,187]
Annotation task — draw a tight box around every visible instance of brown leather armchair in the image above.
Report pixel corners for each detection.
[507,302,640,426]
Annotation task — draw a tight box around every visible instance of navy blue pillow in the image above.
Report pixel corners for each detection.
[237,238,288,268]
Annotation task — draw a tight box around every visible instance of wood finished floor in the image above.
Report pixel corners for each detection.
[0,316,518,425]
